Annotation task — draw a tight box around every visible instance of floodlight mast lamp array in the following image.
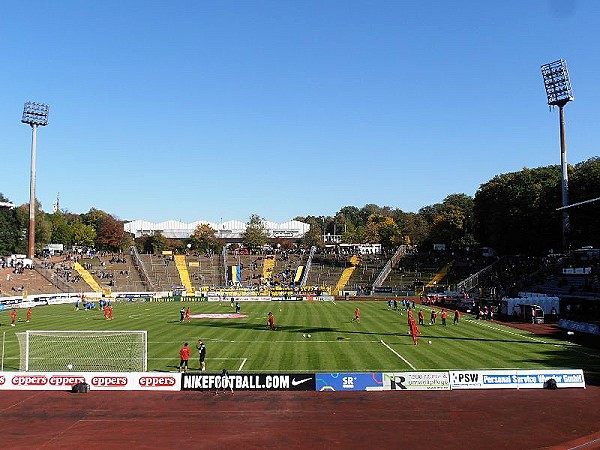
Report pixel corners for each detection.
[541,59,573,252]
[21,102,49,259]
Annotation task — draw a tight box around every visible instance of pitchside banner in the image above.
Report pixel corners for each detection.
[181,373,316,391]
[382,372,451,390]
[316,373,384,391]
[449,369,586,389]
[450,370,517,390]
[0,372,181,391]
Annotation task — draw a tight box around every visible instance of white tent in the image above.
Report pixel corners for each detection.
[500,294,560,316]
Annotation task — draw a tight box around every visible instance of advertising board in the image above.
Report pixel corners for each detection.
[0,372,181,391]
[316,373,384,391]
[382,372,450,390]
[181,373,315,391]
[449,369,585,389]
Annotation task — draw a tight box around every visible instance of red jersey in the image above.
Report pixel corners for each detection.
[27,309,32,320]
[179,346,190,360]
[408,316,416,329]
[441,311,447,319]
[354,308,360,318]
[11,310,16,321]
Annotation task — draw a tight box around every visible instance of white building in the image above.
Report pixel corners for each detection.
[124,219,310,240]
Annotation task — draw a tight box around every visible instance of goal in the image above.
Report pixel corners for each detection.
[17,330,147,372]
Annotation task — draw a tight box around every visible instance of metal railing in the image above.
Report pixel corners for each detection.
[34,265,71,293]
[300,246,316,287]
[372,245,408,291]
[129,246,155,291]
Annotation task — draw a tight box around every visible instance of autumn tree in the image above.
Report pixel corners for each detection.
[296,216,324,248]
[70,220,97,247]
[47,211,73,245]
[242,214,269,251]
[80,208,128,251]
[136,231,167,254]
[96,216,126,251]
[189,223,222,254]
[377,217,403,250]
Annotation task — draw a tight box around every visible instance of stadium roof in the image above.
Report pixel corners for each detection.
[124,219,310,240]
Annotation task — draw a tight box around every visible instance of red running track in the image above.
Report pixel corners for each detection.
[0,387,599,450]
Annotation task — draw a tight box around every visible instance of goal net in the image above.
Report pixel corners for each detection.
[17,330,147,372]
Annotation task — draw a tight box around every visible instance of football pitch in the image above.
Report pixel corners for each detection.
[2,300,599,379]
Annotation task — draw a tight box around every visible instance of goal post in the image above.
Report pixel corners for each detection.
[17,330,147,372]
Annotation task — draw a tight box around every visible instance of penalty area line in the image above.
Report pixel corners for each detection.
[380,339,416,370]
[238,358,247,371]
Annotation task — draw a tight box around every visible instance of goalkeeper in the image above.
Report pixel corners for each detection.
[196,339,207,371]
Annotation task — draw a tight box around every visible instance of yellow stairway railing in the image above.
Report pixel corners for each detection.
[175,255,194,295]
[334,255,359,295]
[425,262,453,288]
[73,262,102,293]
[263,255,275,282]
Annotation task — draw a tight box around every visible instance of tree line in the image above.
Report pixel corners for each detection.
[1,157,598,257]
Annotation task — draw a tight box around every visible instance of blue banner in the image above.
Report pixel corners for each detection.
[316,373,384,391]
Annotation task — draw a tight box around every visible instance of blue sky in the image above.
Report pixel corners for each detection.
[1,0,598,224]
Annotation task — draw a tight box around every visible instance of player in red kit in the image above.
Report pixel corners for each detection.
[409,316,421,345]
[179,342,191,372]
[418,309,424,326]
[184,307,191,322]
[11,309,17,327]
[430,309,437,325]
[267,312,277,330]
[352,307,361,323]
[26,307,32,323]
[453,310,460,325]
[441,310,447,326]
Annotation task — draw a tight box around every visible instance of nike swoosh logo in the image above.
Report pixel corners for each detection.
[291,377,312,386]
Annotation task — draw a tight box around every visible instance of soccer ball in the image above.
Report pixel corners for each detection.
[67,364,73,370]
[307,334,311,338]
[303,333,306,338]
[428,340,432,344]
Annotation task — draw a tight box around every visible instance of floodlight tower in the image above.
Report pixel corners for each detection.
[21,101,50,259]
[541,59,574,252]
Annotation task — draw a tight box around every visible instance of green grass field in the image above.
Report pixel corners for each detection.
[2,300,599,380]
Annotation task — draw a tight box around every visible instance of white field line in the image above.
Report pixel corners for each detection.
[238,357,247,371]
[466,319,546,341]
[380,339,416,370]
[466,319,600,359]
